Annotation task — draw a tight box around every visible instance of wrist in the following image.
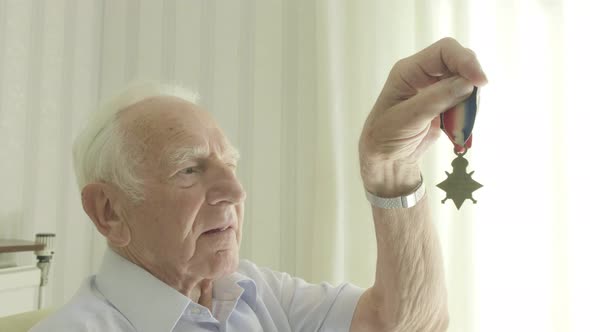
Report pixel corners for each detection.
[361,159,422,197]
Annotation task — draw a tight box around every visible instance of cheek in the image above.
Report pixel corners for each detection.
[173,193,208,236]
[146,186,207,240]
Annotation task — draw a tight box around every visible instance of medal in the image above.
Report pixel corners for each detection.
[436,86,482,209]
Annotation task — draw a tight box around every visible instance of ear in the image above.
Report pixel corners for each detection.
[81,183,131,248]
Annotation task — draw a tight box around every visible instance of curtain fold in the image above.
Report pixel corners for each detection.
[1,1,587,331]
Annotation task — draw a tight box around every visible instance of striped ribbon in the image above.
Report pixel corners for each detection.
[440,86,479,152]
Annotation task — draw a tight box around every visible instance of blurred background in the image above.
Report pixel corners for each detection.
[0,0,588,331]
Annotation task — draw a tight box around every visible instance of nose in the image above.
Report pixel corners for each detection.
[206,163,247,206]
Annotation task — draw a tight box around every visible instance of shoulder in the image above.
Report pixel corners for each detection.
[238,259,293,282]
[30,277,131,332]
[238,259,291,291]
[236,260,365,331]
[237,258,259,273]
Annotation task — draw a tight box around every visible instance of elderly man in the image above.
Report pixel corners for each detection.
[31,37,487,331]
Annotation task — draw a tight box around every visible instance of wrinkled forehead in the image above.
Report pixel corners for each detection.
[120,96,237,163]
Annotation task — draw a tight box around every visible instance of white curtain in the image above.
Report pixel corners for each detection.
[1,1,588,331]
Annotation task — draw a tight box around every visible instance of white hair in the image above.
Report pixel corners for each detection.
[72,81,200,202]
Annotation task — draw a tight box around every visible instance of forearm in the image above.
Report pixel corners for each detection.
[370,194,448,331]
[352,36,486,332]
[359,164,449,331]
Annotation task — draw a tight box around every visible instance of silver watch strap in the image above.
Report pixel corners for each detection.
[364,174,425,209]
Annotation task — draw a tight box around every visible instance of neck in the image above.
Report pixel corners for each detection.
[111,246,214,310]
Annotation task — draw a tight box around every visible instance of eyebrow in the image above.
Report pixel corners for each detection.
[225,145,241,163]
[167,145,241,167]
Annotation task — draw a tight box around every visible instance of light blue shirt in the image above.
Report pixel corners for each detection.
[31,249,363,331]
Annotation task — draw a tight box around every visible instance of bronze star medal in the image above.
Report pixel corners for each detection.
[437,86,483,210]
[436,149,482,209]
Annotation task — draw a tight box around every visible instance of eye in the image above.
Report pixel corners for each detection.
[179,166,203,175]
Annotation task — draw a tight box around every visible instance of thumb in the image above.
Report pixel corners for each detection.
[400,76,474,125]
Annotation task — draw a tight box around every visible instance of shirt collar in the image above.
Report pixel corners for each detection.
[95,249,257,332]
[212,271,258,311]
[95,249,190,332]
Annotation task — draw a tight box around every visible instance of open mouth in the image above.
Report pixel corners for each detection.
[203,225,232,235]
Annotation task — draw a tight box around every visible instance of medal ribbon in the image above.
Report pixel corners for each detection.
[440,86,479,152]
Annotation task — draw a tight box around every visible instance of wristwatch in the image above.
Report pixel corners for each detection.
[364,174,425,209]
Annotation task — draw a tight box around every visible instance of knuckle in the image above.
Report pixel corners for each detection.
[460,54,479,69]
[392,57,410,73]
[464,47,477,56]
[463,51,478,63]
[439,36,458,46]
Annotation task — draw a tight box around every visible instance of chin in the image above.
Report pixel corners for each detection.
[207,248,239,278]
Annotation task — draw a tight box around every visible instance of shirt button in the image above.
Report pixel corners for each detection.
[191,308,201,314]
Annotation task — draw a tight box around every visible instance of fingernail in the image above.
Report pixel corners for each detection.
[452,77,474,98]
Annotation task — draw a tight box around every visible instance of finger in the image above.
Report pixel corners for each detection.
[380,38,487,102]
[415,38,488,86]
[386,76,474,126]
[409,118,442,159]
